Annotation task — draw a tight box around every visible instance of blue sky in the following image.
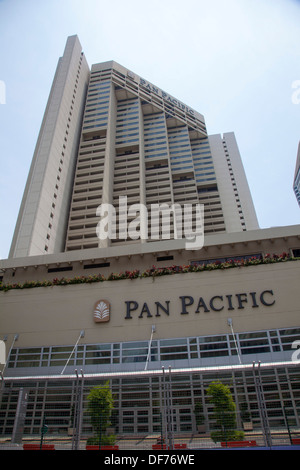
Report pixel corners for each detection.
[0,0,299,259]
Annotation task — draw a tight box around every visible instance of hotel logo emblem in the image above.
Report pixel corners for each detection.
[93,300,110,323]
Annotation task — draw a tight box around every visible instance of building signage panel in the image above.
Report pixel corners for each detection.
[93,300,110,323]
[139,78,195,116]
[124,290,275,319]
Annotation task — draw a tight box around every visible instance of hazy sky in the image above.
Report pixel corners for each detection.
[0,0,300,259]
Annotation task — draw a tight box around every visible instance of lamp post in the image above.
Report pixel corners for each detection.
[283,404,292,445]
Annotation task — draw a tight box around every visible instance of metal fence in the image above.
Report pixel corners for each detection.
[0,361,300,450]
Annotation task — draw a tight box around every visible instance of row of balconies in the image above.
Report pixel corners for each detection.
[197,192,220,201]
[68,214,98,227]
[68,215,98,228]
[80,136,106,146]
[114,159,140,169]
[66,239,99,250]
[145,188,173,199]
[78,151,105,161]
[145,185,172,195]
[69,204,99,215]
[76,157,105,169]
[67,228,98,240]
[73,181,104,194]
[114,170,140,180]
[146,195,173,205]
[145,162,169,172]
[65,218,226,247]
[74,170,104,180]
[114,162,139,171]
[113,187,140,198]
[145,173,171,183]
[114,174,140,184]
[172,181,197,189]
[114,154,139,165]
[199,201,223,212]
[71,193,102,204]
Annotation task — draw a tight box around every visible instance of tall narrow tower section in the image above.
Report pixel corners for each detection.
[9,36,90,258]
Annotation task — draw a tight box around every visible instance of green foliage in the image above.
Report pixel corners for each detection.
[194,401,205,425]
[86,434,116,446]
[206,381,244,443]
[240,401,251,422]
[1,252,297,292]
[87,382,115,445]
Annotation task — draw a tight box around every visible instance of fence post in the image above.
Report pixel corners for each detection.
[40,416,48,449]
[162,367,174,449]
[168,366,174,450]
[283,405,293,445]
[11,388,28,444]
[72,369,84,450]
[253,362,272,448]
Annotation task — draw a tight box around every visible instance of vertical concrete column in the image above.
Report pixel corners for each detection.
[139,101,148,243]
[99,82,117,247]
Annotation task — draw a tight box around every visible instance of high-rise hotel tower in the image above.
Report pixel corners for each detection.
[9,35,258,259]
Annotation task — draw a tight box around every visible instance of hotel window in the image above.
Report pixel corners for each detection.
[238,332,270,355]
[85,345,111,365]
[199,336,229,358]
[160,338,188,361]
[7,327,300,370]
[121,341,157,364]
[279,328,300,351]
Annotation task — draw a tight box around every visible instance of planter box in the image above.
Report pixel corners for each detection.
[221,440,256,448]
[23,444,55,450]
[86,445,119,450]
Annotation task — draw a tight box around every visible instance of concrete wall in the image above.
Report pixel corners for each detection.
[1,260,298,352]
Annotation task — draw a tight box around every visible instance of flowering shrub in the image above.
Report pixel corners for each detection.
[0,252,298,292]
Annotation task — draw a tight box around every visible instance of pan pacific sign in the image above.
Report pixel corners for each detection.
[139,77,195,116]
[124,290,275,320]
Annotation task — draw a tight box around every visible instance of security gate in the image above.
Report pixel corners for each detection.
[1,361,300,449]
